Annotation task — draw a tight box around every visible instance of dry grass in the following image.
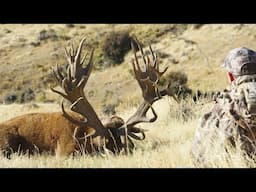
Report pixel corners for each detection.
[0,98,255,168]
[1,24,256,168]
[1,24,255,104]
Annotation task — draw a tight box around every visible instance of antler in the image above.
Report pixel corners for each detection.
[120,37,176,141]
[51,37,109,138]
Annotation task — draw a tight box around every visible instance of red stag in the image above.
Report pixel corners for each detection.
[0,37,174,158]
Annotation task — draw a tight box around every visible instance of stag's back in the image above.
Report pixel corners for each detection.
[0,112,86,154]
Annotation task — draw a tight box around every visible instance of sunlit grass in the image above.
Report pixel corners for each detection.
[2,24,256,168]
[0,97,255,168]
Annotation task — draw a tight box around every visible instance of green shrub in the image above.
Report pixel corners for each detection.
[4,92,17,104]
[102,30,131,65]
[102,104,116,116]
[38,29,58,41]
[17,88,35,103]
[3,88,35,104]
[160,71,188,86]
[160,71,192,100]
[36,91,47,102]
[170,84,192,100]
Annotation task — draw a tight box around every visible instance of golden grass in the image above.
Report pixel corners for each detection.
[1,24,256,167]
[1,24,251,102]
[0,98,255,168]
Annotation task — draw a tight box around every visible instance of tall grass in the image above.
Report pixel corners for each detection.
[0,98,255,168]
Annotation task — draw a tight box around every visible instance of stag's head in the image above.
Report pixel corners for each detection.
[51,37,173,154]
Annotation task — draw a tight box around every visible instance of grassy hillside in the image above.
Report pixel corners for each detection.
[1,24,255,109]
[1,24,256,167]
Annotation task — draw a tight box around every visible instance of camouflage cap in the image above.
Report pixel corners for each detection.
[221,47,256,76]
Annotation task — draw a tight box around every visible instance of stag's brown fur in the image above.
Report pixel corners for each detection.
[0,112,124,158]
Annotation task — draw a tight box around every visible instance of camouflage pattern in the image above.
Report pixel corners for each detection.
[191,47,256,166]
[222,47,256,76]
[191,75,256,167]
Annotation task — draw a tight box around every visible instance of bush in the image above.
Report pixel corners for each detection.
[102,30,131,65]
[160,71,188,86]
[4,93,17,104]
[192,90,216,102]
[102,104,116,116]
[64,24,75,28]
[3,88,35,104]
[172,85,192,100]
[159,71,192,100]
[35,91,47,102]
[38,29,58,41]
[17,88,35,103]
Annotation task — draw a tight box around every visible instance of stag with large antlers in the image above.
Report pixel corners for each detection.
[0,37,175,158]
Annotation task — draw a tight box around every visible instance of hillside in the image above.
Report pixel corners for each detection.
[0,24,256,115]
[1,24,256,167]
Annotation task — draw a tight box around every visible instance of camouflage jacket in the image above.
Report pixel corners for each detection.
[191,74,256,165]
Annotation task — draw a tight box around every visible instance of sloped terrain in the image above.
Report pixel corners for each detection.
[1,24,255,113]
[0,24,256,167]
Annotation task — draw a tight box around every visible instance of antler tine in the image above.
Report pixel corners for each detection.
[71,41,75,57]
[148,105,157,122]
[77,48,94,87]
[51,37,110,140]
[81,51,88,65]
[74,37,86,65]
[51,64,72,100]
[131,59,141,81]
[74,39,93,83]
[120,37,170,140]
[128,129,146,140]
[64,47,70,60]
[52,64,64,85]
[146,55,151,68]
[61,99,88,126]
[160,66,168,75]
[149,44,169,78]
[131,40,142,74]
[149,45,156,62]
[133,36,147,72]
[149,45,160,72]
[125,103,158,127]
[64,37,86,80]
[50,85,69,101]
[55,64,64,79]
